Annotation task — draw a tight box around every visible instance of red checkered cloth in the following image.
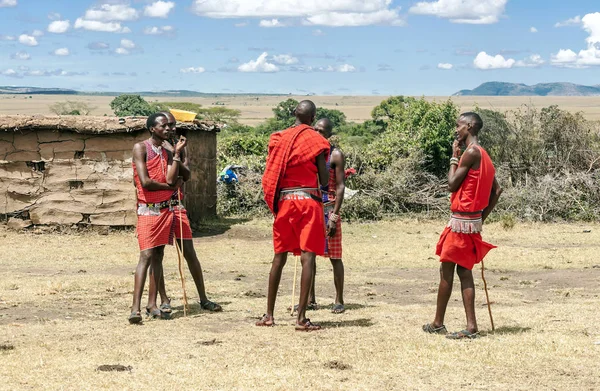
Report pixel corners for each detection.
[262,124,330,215]
[324,213,342,259]
[137,206,192,251]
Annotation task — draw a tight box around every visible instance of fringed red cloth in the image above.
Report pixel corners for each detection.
[262,124,330,215]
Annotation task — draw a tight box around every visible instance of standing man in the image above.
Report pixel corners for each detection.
[145,111,222,319]
[257,100,330,331]
[130,112,186,323]
[311,118,346,314]
[423,112,502,339]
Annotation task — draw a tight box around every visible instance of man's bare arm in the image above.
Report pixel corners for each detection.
[482,177,502,222]
[331,149,346,216]
[316,151,329,187]
[448,147,479,192]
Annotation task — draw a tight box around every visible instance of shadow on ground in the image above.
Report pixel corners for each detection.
[319,318,375,328]
[191,218,251,238]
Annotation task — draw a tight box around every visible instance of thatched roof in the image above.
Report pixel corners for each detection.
[0,115,221,134]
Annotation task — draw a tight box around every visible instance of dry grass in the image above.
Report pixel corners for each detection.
[3,95,600,124]
[1,219,599,390]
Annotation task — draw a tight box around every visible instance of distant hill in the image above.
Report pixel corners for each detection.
[454,82,600,97]
[0,86,287,97]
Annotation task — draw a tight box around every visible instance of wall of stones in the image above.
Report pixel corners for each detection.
[0,128,216,227]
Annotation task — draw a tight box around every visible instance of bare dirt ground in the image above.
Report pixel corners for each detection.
[1,219,599,390]
[3,94,600,124]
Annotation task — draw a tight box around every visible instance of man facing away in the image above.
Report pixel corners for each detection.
[257,100,330,331]
[145,111,222,319]
[310,118,346,314]
[423,112,502,339]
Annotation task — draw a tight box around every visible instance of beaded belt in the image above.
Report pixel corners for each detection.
[137,199,180,216]
[279,188,321,202]
[447,212,483,234]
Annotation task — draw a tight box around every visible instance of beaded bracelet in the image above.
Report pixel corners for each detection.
[329,213,340,222]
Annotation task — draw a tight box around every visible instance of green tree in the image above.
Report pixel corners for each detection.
[110,94,154,116]
[315,107,347,129]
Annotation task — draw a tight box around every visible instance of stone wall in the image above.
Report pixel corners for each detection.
[1,122,217,227]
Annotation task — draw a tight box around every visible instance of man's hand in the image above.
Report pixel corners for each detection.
[327,219,337,237]
[175,136,187,157]
[452,140,461,158]
[171,177,184,190]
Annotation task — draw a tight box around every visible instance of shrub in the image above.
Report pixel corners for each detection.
[49,100,96,116]
[110,94,154,116]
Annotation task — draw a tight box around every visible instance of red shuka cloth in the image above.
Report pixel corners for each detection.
[262,124,330,215]
[133,140,174,204]
[436,145,497,270]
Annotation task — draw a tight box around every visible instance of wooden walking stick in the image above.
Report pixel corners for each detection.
[290,256,299,316]
[176,189,189,316]
[480,260,495,331]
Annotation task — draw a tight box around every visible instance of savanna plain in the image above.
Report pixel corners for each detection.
[1,219,599,390]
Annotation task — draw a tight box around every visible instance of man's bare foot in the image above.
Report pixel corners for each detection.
[256,314,275,327]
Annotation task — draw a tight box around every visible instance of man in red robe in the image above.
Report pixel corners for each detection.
[257,100,330,331]
[423,112,502,339]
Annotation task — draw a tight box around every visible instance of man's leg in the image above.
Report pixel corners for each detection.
[257,252,288,324]
[178,239,220,310]
[131,247,163,320]
[309,258,317,306]
[296,251,318,326]
[330,258,345,312]
[432,262,456,327]
[147,254,170,315]
[456,265,478,333]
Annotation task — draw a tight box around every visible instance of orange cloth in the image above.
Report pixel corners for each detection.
[437,145,497,270]
[262,124,330,215]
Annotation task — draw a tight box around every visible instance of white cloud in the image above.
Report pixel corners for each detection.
[48,12,61,20]
[272,54,298,65]
[551,13,600,68]
[10,51,30,60]
[555,15,581,28]
[144,1,175,18]
[515,54,545,68]
[238,52,279,72]
[192,1,404,27]
[312,29,324,36]
[115,47,130,55]
[32,30,44,37]
[0,35,15,41]
[2,69,19,77]
[83,4,139,22]
[18,34,38,46]
[305,9,404,27]
[437,63,453,70]
[87,41,110,50]
[54,48,70,56]
[120,39,135,50]
[180,67,206,73]
[74,18,131,33]
[259,19,285,27]
[409,0,507,24]
[48,20,70,34]
[0,0,17,7]
[143,25,174,35]
[530,27,537,33]
[337,64,356,72]
[473,51,515,69]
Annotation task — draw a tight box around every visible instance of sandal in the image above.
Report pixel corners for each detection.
[200,300,222,312]
[128,311,142,324]
[256,314,275,327]
[159,300,172,314]
[295,318,322,332]
[146,307,170,320]
[422,323,447,334]
[288,302,319,314]
[332,304,345,314]
[446,329,479,340]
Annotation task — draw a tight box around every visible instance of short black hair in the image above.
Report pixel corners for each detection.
[146,112,167,130]
[460,112,483,133]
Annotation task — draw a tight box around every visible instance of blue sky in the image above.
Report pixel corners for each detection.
[0,0,599,95]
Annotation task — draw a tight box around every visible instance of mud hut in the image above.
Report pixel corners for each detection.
[0,115,219,228]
